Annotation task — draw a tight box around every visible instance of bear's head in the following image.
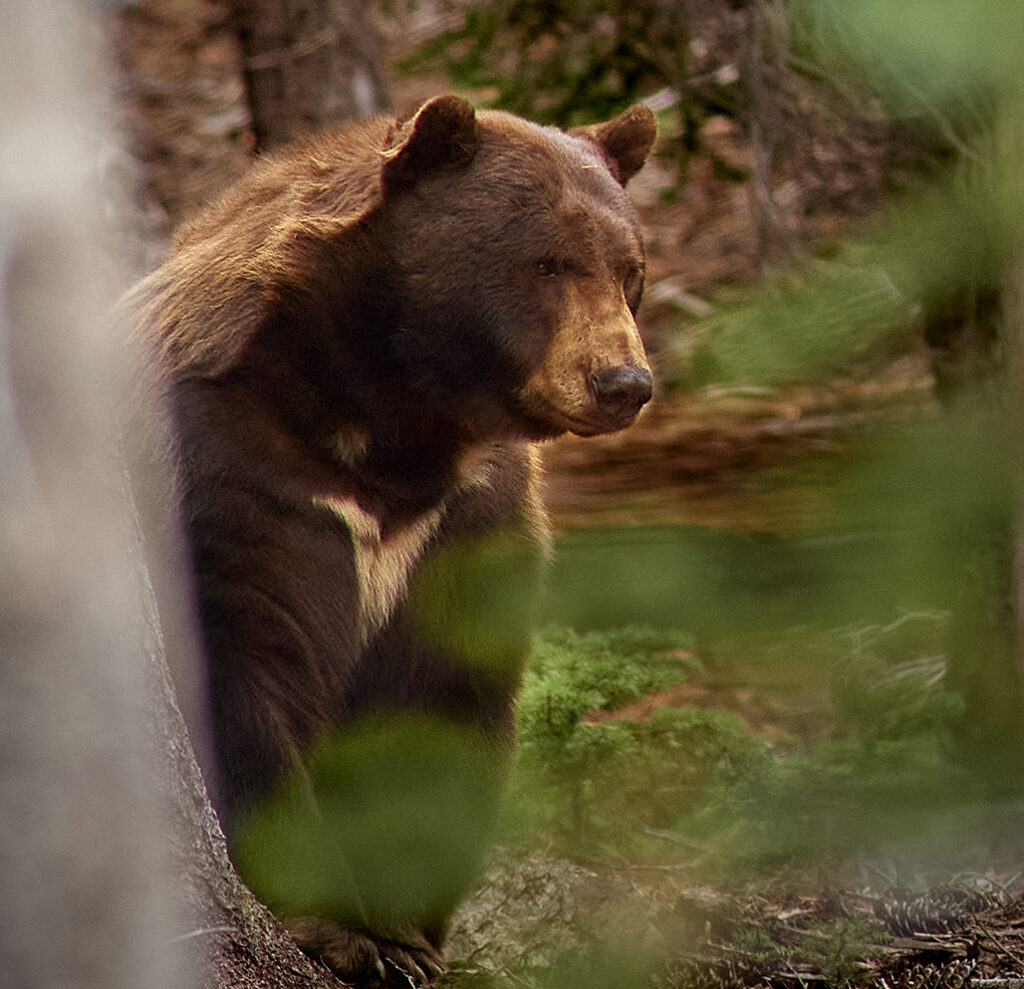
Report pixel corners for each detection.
[376,95,656,441]
[134,96,657,458]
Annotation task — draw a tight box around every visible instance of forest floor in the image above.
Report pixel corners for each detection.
[109,3,1024,986]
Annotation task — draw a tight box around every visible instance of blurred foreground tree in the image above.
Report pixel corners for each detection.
[0,3,178,985]
[0,4,178,980]
[0,3,357,986]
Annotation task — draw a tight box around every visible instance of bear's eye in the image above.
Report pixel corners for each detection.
[623,264,645,313]
[536,258,560,278]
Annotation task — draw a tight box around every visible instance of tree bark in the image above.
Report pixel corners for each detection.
[0,3,348,986]
[130,409,346,989]
[742,0,799,269]
[233,0,392,151]
[0,4,178,986]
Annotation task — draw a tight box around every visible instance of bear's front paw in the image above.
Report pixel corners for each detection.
[286,917,446,988]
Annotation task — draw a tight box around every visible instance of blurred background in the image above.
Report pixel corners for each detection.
[57,0,1024,984]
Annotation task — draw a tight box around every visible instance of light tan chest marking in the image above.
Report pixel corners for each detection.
[312,443,535,643]
[312,494,445,643]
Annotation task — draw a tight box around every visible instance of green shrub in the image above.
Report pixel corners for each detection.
[506,617,979,875]
[508,626,773,855]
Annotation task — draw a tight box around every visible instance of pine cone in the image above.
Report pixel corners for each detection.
[874,886,997,936]
[880,958,976,989]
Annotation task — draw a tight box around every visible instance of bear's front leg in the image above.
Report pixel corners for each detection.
[286,917,445,988]
[232,715,505,988]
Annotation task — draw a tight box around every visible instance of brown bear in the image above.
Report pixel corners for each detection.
[126,94,655,987]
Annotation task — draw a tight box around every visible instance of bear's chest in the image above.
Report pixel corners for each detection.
[313,494,444,643]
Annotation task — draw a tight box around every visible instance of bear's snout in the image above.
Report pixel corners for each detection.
[589,364,653,421]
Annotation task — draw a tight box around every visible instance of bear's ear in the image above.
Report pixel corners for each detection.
[381,95,480,196]
[572,104,657,186]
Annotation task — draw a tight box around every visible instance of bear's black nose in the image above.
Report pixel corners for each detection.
[590,364,653,418]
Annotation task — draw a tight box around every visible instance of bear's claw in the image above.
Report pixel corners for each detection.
[286,918,445,988]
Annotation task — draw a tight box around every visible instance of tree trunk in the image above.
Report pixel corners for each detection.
[0,4,347,986]
[130,406,347,989]
[742,0,798,269]
[0,4,177,986]
[233,0,392,152]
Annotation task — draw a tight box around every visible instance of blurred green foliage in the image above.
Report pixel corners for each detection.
[679,169,1016,389]
[532,439,1012,877]
[450,944,664,989]
[672,0,1024,788]
[408,523,546,672]
[234,715,506,936]
[685,0,1024,388]
[793,0,1024,113]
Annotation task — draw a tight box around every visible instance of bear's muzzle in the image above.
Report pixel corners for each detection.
[589,364,653,422]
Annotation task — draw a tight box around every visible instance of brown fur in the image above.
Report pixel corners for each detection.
[129,95,655,987]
